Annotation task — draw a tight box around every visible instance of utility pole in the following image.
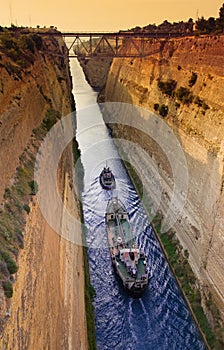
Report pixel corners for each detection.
[196,9,199,20]
[9,1,12,24]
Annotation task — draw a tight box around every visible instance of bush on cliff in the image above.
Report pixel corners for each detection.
[1,251,18,275]
[23,204,30,214]
[31,34,43,50]
[159,104,168,117]
[0,32,36,68]
[2,281,13,298]
[175,86,193,104]
[194,96,203,107]
[29,180,38,195]
[154,103,159,111]
[195,3,224,34]
[218,3,224,32]
[42,108,60,131]
[188,72,197,87]
[158,79,177,97]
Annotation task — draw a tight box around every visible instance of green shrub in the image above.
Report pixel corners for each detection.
[4,188,11,199]
[194,96,209,111]
[175,264,185,277]
[189,72,197,87]
[42,109,60,131]
[175,86,193,104]
[0,34,18,50]
[0,261,9,277]
[25,37,35,53]
[154,103,159,111]
[7,47,20,60]
[1,252,18,274]
[159,104,168,117]
[6,258,18,274]
[18,36,35,54]
[29,180,38,195]
[158,79,177,96]
[202,101,210,111]
[31,34,43,50]
[2,281,13,298]
[23,204,30,214]
[194,96,203,107]
[16,59,26,67]
[89,283,96,301]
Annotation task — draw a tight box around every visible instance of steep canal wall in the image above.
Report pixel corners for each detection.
[73,58,207,350]
[68,35,224,348]
[0,30,88,349]
[100,35,224,345]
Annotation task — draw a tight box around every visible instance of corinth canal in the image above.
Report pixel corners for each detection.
[70,58,206,350]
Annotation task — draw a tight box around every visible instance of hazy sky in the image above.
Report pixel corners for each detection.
[1,0,223,31]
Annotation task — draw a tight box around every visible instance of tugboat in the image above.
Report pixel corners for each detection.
[99,163,116,190]
[105,197,149,297]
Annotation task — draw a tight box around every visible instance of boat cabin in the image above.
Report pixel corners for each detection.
[106,212,129,222]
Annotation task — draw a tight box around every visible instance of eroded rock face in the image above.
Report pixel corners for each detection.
[78,57,113,90]
[0,35,73,202]
[104,35,224,327]
[0,33,88,349]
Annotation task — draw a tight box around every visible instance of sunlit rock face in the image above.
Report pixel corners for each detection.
[0,33,88,349]
[104,35,224,328]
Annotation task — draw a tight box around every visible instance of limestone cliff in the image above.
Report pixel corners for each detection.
[78,56,112,90]
[0,30,88,349]
[103,35,224,341]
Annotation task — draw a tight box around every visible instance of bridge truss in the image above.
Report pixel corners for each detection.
[62,32,179,58]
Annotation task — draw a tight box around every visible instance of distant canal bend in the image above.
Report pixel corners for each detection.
[71,59,206,350]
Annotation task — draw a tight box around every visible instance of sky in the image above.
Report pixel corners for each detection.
[1,0,223,32]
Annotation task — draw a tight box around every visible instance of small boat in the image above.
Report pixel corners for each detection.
[105,197,149,297]
[99,164,116,190]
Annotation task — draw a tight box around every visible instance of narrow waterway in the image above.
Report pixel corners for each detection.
[71,58,206,350]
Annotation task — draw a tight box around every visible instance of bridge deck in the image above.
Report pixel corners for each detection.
[18,30,189,58]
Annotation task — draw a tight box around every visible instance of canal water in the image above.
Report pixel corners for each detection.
[70,58,206,350]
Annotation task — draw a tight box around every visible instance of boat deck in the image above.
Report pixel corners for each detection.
[108,219,135,247]
[116,257,146,281]
[106,198,149,294]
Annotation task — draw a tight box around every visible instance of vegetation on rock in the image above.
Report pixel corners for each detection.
[0,107,59,300]
[158,79,177,96]
[195,3,224,34]
[2,281,13,298]
[175,86,194,105]
[73,142,97,350]
[188,72,197,87]
[129,3,224,35]
[158,104,169,117]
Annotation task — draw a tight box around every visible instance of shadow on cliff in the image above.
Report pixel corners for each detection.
[102,56,223,297]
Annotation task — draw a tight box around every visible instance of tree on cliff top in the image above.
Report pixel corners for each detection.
[196,3,224,33]
[217,3,224,31]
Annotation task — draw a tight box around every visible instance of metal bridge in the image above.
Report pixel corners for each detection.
[27,30,186,58]
[60,31,184,58]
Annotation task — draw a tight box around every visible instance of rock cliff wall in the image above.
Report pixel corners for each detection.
[104,35,224,334]
[0,31,88,349]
